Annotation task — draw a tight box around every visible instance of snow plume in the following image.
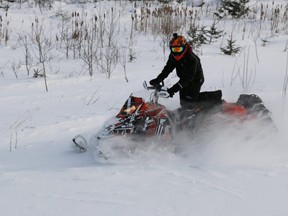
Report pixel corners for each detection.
[87,134,180,164]
[82,113,288,170]
[175,116,288,169]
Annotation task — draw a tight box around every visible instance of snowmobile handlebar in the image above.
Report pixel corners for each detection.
[143,80,163,90]
[143,81,170,102]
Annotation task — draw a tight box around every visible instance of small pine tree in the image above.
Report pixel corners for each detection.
[187,25,208,50]
[197,26,208,45]
[221,34,241,55]
[215,0,250,19]
[206,21,224,44]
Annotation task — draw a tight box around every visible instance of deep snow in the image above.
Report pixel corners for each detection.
[1,0,288,215]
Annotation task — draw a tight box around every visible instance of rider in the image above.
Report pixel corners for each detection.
[149,33,204,107]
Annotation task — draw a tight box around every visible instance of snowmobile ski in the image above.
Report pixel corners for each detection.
[72,134,88,152]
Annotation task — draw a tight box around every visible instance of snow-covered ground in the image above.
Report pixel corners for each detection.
[1,0,288,215]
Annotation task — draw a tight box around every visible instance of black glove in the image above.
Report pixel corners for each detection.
[167,88,175,98]
[167,83,182,98]
[149,78,161,86]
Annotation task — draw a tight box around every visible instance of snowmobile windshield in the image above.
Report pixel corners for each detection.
[116,96,145,118]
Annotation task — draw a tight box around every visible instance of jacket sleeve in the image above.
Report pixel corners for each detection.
[156,55,175,81]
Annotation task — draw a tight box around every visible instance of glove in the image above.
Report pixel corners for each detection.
[149,78,161,86]
[167,83,182,98]
[167,88,175,98]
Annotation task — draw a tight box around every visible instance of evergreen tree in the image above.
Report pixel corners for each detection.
[221,34,241,55]
[215,0,250,19]
[206,21,224,44]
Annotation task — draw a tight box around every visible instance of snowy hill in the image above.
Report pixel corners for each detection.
[1,0,288,215]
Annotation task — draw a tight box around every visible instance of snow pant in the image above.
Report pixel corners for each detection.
[179,79,204,107]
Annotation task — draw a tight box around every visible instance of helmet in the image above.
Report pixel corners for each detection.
[170,33,187,47]
[169,33,187,61]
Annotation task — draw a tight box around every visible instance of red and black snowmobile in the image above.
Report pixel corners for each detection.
[72,81,275,157]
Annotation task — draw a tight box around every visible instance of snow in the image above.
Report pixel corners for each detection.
[1,0,288,215]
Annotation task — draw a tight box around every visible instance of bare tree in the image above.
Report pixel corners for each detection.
[96,43,119,79]
[56,12,73,59]
[10,60,21,79]
[81,18,98,79]
[95,7,120,79]
[283,50,288,108]
[119,45,129,82]
[239,47,256,92]
[31,18,54,92]
[34,0,53,14]
[0,12,10,46]
[230,47,256,92]
[0,61,9,77]
[18,34,33,76]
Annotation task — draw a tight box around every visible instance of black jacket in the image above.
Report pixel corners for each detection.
[157,45,204,88]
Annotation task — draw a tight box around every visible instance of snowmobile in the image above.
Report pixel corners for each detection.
[72,81,275,157]
[72,81,173,154]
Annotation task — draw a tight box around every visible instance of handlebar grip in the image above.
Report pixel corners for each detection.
[154,83,162,91]
[143,80,165,91]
